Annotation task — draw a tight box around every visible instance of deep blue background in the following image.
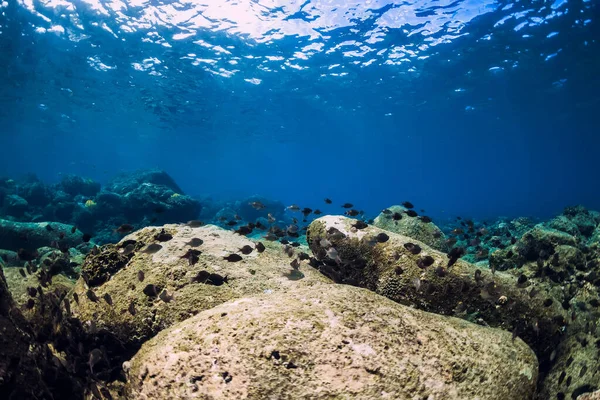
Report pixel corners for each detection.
[0,0,598,220]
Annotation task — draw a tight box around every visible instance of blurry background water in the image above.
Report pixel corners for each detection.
[0,0,598,220]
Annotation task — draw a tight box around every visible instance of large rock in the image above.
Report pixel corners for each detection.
[59,175,101,197]
[106,169,184,195]
[121,183,200,222]
[578,390,600,400]
[373,205,447,251]
[490,225,578,271]
[0,262,57,398]
[3,194,28,216]
[306,216,567,360]
[538,284,600,400]
[126,284,538,400]
[0,219,82,252]
[71,224,331,346]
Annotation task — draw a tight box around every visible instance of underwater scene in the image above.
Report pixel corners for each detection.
[1,0,599,399]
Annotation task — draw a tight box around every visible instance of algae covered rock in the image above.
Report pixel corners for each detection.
[3,194,28,216]
[539,282,600,400]
[0,219,82,252]
[126,284,538,400]
[306,216,567,360]
[490,224,578,272]
[0,263,59,398]
[578,390,600,400]
[71,224,331,346]
[373,205,447,251]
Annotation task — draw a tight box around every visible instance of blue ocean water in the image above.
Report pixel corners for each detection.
[1,0,598,221]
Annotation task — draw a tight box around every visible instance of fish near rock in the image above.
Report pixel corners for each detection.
[306,215,568,364]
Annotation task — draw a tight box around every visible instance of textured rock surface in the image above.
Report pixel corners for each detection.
[71,224,331,345]
[0,265,54,398]
[539,284,600,400]
[306,216,567,360]
[578,390,600,399]
[373,205,447,251]
[126,284,538,400]
[0,219,82,252]
[3,266,75,310]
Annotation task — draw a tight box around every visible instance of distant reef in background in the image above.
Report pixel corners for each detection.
[0,169,201,244]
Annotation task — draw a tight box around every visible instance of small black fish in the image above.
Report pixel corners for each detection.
[27,287,37,297]
[121,244,136,256]
[115,224,135,234]
[208,273,228,286]
[25,299,35,309]
[235,225,253,235]
[192,270,210,283]
[392,212,403,221]
[404,243,422,255]
[417,255,435,268]
[181,249,202,265]
[345,209,360,217]
[103,293,113,306]
[64,298,71,316]
[186,220,205,228]
[249,201,265,210]
[290,258,300,270]
[301,208,312,217]
[263,233,278,241]
[18,248,38,262]
[141,243,162,254]
[255,242,266,253]
[128,301,136,316]
[227,220,238,226]
[341,203,353,209]
[73,292,79,304]
[70,225,77,234]
[324,198,332,204]
[239,245,254,255]
[82,233,92,243]
[298,252,310,260]
[223,253,243,262]
[159,289,173,302]
[137,270,145,282]
[352,221,368,229]
[375,233,389,243]
[314,210,322,215]
[86,289,99,302]
[19,268,26,278]
[143,284,159,297]
[154,229,173,242]
[405,210,418,217]
[255,221,266,230]
[401,201,414,209]
[45,224,54,231]
[447,246,465,267]
[435,266,447,277]
[381,209,392,215]
[419,216,433,223]
[290,242,301,247]
[186,238,204,247]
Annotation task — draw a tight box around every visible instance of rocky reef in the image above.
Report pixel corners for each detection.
[0,170,201,245]
[0,200,599,399]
